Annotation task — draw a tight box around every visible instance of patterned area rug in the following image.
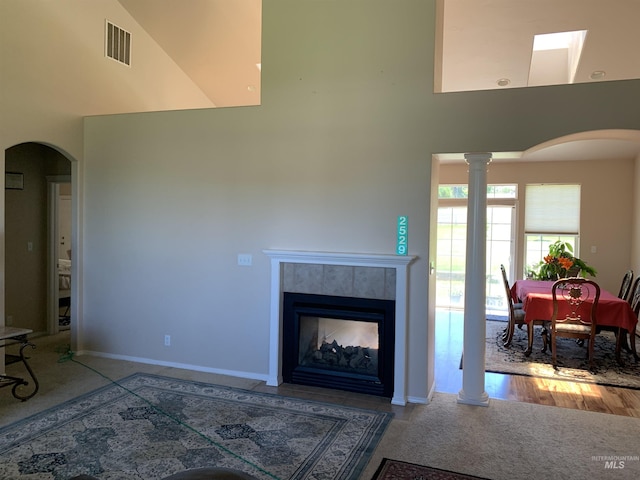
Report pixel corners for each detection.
[0,373,392,479]
[372,458,491,479]
[484,320,640,389]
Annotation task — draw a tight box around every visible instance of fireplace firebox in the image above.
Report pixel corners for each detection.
[282,292,395,397]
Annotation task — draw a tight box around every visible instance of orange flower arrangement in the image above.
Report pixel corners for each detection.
[544,255,574,270]
[533,241,597,280]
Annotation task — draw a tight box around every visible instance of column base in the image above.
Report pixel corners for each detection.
[456,389,490,406]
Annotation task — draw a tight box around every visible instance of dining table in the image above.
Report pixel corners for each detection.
[511,279,638,363]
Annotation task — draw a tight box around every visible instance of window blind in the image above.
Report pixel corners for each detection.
[525,184,580,234]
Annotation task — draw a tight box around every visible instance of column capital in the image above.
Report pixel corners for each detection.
[464,152,492,165]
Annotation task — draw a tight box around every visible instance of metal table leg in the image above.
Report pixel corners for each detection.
[1,335,39,401]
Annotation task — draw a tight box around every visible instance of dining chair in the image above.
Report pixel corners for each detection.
[550,278,601,370]
[595,270,635,353]
[629,277,640,312]
[617,270,634,301]
[625,277,640,360]
[500,264,525,347]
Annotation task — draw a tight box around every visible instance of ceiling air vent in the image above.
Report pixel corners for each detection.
[105,20,131,66]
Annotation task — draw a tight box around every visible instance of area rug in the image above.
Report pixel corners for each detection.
[0,373,392,479]
[484,320,640,389]
[372,458,491,480]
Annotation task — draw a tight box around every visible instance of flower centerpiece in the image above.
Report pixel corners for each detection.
[531,241,597,280]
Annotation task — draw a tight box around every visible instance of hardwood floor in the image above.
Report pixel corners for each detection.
[435,309,640,418]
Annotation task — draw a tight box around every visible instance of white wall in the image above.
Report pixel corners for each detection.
[5,0,640,401]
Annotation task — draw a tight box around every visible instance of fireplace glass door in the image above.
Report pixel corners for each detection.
[298,315,379,376]
[283,293,394,397]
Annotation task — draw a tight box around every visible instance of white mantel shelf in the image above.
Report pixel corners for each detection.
[263,249,417,406]
[263,250,416,267]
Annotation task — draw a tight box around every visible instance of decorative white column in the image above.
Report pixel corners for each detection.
[457,153,492,406]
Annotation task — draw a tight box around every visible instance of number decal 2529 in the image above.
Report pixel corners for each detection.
[397,216,408,255]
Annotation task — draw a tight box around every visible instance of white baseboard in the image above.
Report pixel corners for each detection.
[74,349,270,383]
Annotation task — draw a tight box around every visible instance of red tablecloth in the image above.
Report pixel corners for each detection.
[512,280,638,333]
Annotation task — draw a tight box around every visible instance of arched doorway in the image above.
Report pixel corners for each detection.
[5,142,73,336]
[432,129,640,397]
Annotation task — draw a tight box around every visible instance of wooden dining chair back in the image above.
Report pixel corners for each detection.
[625,277,640,362]
[628,277,640,314]
[600,270,634,353]
[618,270,634,301]
[596,275,639,362]
[500,264,525,347]
[551,278,600,369]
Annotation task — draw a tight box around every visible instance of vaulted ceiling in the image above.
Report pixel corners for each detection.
[119,0,640,104]
[118,1,640,162]
[117,0,261,108]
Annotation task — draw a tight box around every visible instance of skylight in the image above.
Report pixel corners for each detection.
[528,30,587,86]
[533,30,586,51]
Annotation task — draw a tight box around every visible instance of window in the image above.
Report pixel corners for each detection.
[437,185,517,313]
[438,185,468,199]
[438,184,516,200]
[524,184,581,274]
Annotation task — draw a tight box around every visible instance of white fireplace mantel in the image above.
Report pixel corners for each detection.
[263,249,417,405]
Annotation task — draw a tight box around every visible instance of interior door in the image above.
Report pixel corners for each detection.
[58,195,71,260]
[47,179,71,335]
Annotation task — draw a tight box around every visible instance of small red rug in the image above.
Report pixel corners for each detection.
[372,458,491,480]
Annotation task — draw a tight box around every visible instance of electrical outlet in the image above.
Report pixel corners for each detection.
[237,254,252,266]
[6,315,13,326]
[164,335,171,346]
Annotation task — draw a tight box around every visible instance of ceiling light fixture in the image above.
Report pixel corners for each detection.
[497,78,510,87]
[590,70,606,80]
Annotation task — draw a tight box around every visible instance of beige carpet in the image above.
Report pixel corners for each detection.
[361,392,640,480]
[484,321,640,389]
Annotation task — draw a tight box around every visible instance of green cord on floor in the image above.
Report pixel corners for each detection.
[55,344,74,362]
[56,344,281,480]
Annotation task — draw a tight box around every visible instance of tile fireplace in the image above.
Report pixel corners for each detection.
[264,250,416,405]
